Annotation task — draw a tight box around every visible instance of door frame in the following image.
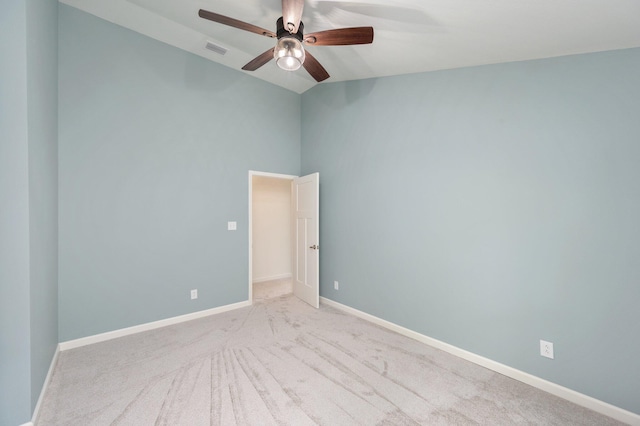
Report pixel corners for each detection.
[248,170,298,304]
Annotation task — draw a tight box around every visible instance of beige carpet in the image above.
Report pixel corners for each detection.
[252,278,293,301]
[37,290,623,425]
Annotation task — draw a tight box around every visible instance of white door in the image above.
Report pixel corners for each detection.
[292,173,319,308]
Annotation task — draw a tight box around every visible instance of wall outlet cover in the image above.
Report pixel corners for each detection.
[191,289,198,300]
[540,340,554,359]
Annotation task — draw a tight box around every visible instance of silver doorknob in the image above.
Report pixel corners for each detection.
[309,245,319,250]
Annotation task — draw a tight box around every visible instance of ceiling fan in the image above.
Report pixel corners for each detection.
[198,0,374,82]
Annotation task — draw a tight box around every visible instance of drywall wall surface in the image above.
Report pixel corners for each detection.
[27,0,59,411]
[301,48,640,414]
[252,176,292,282]
[0,2,32,424]
[58,5,300,341]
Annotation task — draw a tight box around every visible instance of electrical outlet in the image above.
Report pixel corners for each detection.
[540,340,554,359]
[191,289,198,300]
[334,281,339,290]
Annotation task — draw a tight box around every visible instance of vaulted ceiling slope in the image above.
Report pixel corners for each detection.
[60,0,640,93]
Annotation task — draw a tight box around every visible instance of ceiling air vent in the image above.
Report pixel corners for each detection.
[205,41,228,56]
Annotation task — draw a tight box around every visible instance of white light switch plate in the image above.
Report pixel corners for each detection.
[227,221,237,231]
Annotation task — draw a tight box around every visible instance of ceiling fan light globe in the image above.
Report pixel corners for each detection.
[280,56,301,71]
[274,37,305,71]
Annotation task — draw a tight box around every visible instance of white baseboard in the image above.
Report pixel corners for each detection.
[252,273,292,284]
[59,300,252,351]
[320,297,640,426]
[30,344,60,425]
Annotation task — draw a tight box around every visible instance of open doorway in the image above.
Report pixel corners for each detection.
[249,171,296,303]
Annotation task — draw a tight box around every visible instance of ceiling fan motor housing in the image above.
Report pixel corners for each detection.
[276,17,304,41]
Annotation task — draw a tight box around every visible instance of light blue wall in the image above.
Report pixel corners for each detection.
[58,5,300,341]
[301,48,640,414]
[0,0,59,424]
[27,0,59,412]
[6,2,637,419]
[0,3,32,424]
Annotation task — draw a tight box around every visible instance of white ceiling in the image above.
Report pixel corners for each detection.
[60,0,640,93]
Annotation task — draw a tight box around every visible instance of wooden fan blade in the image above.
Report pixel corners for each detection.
[303,50,330,82]
[305,27,374,46]
[282,0,304,34]
[199,9,276,38]
[242,48,276,71]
